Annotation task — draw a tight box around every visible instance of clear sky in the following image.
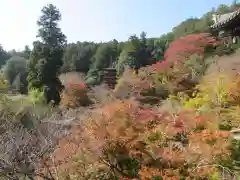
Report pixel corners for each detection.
[0,0,235,51]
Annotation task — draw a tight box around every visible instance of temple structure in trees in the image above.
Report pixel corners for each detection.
[101,68,117,89]
[210,8,240,44]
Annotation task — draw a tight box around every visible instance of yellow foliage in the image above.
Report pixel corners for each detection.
[183,73,233,112]
[115,76,123,90]
[132,69,137,76]
[0,74,8,89]
[28,88,46,105]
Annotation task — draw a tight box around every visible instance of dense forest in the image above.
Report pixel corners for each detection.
[0,1,239,96]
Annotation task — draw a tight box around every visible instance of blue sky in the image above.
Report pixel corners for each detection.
[0,0,235,51]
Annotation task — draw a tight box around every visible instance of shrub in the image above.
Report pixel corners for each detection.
[183,54,210,81]
[151,60,198,97]
[60,81,92,107]
[212,42,236,56]
[183,73,236,111]
[114,68,153,99]
[85,68,101,87]
[0,74,8,90]
[114,68,166,104]
[0,91,60,179]
[28,88,46,105]
[0,92,54,130]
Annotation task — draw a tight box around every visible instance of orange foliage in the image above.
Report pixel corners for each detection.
[60,81,92,107]
[49,99,231,179]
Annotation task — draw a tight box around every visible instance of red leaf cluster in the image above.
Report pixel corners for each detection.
[151,60,172,72]
[164,33,218,62]
[67,81,87,89]
[60,81,90,107]
[151,33,218,72]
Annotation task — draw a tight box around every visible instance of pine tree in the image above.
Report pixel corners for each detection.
[27,4,67,105]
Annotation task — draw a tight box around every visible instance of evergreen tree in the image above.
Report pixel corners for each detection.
[27,3,67,105]
[23,45,31,59]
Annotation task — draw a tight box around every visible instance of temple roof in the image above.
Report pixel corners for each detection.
[210,8,240,29]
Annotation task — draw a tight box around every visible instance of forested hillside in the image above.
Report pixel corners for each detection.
[1,1,240,180]
[0,1,239,91]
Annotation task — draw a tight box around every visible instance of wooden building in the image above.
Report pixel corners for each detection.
[210,8,240,44]
[101,68,117,89]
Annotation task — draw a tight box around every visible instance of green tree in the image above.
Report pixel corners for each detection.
[62,42,97,73]
[126,32,150,71]
[127,34,140,69]
[152,32,174,61]
[0,45,10,68]
[216,4,231,14]
[117,49,131,75]
[27,3,67,105]
[2,56,27,85]
[139,31,149,66]
[7,48,30,59]
[94,43,112,69]
[23,45,31,59]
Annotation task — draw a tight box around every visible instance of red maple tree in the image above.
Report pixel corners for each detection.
[151,33,218,72]
[164,33,218,62]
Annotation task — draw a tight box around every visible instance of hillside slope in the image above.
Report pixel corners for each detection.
[206,49,240,77]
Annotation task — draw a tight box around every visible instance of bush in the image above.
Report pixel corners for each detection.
[0,74,8,90]
[212,42,236,56]
[151,60,198,97]
[85,68,101,87]
[183,73,235,111]
[0,93,54,129]
[60,82,92,107]
[0,91,60,179]
[28,88,46,105]
[183,54,210,81]
[114,68,153,99]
